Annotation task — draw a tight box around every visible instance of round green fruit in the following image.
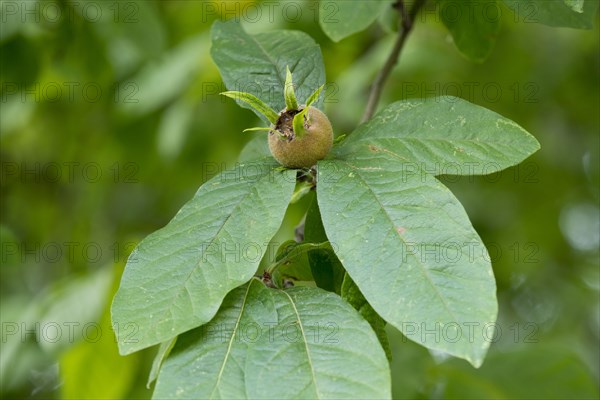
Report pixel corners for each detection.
[268,106,333,168]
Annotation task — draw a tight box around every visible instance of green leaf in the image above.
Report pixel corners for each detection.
[293,86,325,135]
[284,66,299,110]
[242,127,273,133]
[319,0,389,42]
[111,161,296,354]
[290,181,314,204]
[147,338,177,388]
[211,20,326,121]
[153,279,391,399]
[304,84,325,108]
[293,106,310,138]
[439,0,501,62]
[304,198,346,294]
[503,0,598,29]
[270,241,315,286]
[269,241,332,281]
[221,91,279,124]
[316,158,498,367]
[341,274,392,361]
[338,97,540,176]
[238,136,272,162]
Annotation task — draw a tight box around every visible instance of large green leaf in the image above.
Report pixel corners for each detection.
[319,0,389,42]
[317,156,497,367]
[210,20,326,122]
[111,161,296,354]
[503,0,598,29]
[153,279,391,399]
[337,97,540,176]
[439,0,501,62]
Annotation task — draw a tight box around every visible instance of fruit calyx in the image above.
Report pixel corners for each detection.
[275,108,300,141]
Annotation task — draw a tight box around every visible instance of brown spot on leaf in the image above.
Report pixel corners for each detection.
[396,227,406,235]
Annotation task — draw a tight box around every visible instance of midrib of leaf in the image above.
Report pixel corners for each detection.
[347,136,527,152]
[252,33,317,94]
[281,290,321,399]
[346,147,479,232]
[159,172,267,328]
[209,280,255,399]
[291,49,312,89]
[340,159,468,350]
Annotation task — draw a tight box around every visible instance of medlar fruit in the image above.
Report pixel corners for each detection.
[222,66,333,169]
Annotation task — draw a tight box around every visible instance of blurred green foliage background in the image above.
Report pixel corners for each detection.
[1,0,598,399]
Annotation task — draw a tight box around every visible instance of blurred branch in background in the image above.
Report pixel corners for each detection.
[361,0,426,123]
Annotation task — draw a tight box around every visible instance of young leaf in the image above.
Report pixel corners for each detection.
[268,241,332,275]
[317,158,498,367]
[221,91,279,124]
[291,85,327,137]
[111,161,296,355]
[284,66,299,110]
[319,0,388,42]
[304,84,325,108]
[337,96,540,175]
[211,20,326,120]
[242,127,273,133]
[153,280,391,399]
[439,0,501,63]
[270,240,315,286]
[292,107,310,138]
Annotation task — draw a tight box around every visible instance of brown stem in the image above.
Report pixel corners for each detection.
[360,0,427,124]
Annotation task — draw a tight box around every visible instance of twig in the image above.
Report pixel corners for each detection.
[360,0,427,124]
